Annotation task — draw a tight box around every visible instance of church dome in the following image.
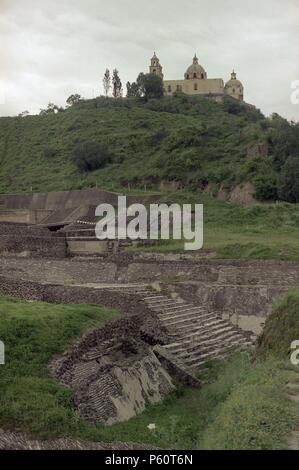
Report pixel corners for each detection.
[225,71,243,88]
[185,55,207,80]
[225,71,244,101]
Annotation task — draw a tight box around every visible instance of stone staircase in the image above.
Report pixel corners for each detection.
[106,284,256,372]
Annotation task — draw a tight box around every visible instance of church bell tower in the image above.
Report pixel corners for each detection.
[149,52,164,79]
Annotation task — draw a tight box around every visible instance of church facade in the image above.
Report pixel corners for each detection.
[149,53,244,102]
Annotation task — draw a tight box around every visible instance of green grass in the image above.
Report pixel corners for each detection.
[0,296,120,437]
[258,288,299,359]
[200,360,294,450]
[129,192,299,260]
[0,295,296,449]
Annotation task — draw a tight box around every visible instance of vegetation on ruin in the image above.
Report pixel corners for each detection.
[0,295,297,450]
[258,288,299,359]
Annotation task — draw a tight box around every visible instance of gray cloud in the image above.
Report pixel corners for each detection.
[1,0,299,120]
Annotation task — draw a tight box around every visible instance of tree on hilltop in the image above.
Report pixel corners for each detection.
[128,73,164,101]
[18,110,29,118]
[39,103,64,115]
[112,69,123,98]
[103,69,111,97]
[66,94,82,107]
[126,81,141,98]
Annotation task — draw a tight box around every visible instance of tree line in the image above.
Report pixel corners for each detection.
[31,68,164,117]
[103,68,164,100]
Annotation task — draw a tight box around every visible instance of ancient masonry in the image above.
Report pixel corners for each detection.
[50,283,254,424]
[109,284,254,371]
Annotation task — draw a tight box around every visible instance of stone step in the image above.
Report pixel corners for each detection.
[157,309,213,322]
[176,334,247,360]
[188,342,253,370]
[146,300,184,308]
[155,306,207,316]
[168,319,235,339]
[167,320,227,348]
[180,324,238,340]
[162,313,218,330]
[154,303,205,311]
[187,339,253,365]
[161,313,206,328]
[155,303,196,312]
[163,339,252,372]
[143,295,166,301]
[144,297,174,303]
[166,318,234,335]
[166,329,247,356]
[187,329,247,351]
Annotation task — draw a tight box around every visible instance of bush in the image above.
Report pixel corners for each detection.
[258,289,299,359]
[254,174,278,201]
[268,115,299,169]
[43,146,58,159]
[72,142,112,172]
[278,156,299,203]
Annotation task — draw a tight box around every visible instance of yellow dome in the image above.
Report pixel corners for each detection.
[185,55,207,80]
[225,71,243,90]
[225,71,244,101]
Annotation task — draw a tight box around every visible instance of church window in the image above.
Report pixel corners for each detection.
[168,85,172,92]
[193,73,197,78]
[201,73,204,79]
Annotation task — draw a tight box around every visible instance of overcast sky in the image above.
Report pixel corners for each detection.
[1,0,299,120]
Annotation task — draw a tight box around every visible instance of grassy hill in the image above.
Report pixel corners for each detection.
[0,95,275,195]
[1,95,299,260]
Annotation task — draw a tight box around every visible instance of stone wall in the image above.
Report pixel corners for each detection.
[0,429,156,450]
[0,209,52,224]
[0,274,168,344]
[0,189,121,211]
[0,224,67,258]
[1,255,298,334]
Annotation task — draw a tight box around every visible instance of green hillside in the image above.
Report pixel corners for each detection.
[0,95,287,195]
[1,94,298,202]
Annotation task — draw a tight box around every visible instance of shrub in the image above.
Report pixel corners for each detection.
[254,174,278,201]
[43,146,58,159]
[72,142,112,172]
[278,156,299,203]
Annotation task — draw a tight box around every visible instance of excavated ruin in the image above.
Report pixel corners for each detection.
[49,305,178,425]
[2,221,299,430]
